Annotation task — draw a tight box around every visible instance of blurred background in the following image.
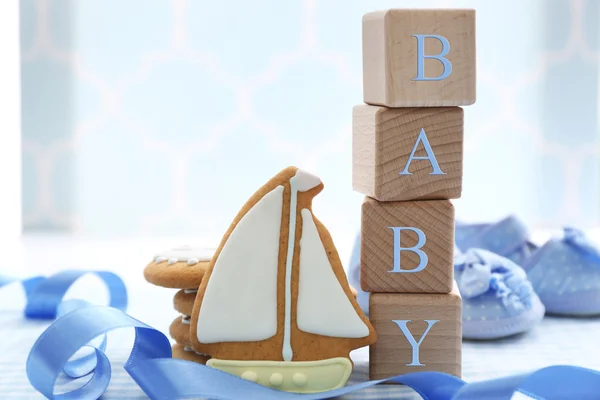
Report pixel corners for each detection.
[4,0,600,248]
[1,2,600,395]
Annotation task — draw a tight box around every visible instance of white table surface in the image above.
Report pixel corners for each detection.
[1,232,600,399]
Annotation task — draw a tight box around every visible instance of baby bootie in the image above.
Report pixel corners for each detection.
[348,233,370,315]
[455,215,536,266]
[456,216,600,316]
[524,228,600,316]
[455,248,545,339]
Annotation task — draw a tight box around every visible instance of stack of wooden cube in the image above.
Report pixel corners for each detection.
[353,9,476,380]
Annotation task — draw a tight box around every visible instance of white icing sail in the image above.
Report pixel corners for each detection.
[196,186,284,344]
[296,209,370,338]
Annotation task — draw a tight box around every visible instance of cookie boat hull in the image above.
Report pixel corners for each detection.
[207,357,352,393]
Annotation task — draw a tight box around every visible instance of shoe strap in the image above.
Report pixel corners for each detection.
[455,249,528,315]
[460,216,530,257]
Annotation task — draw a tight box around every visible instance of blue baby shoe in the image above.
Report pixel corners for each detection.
[456,216,537,266]
[348,233,370,316]
[455,248,545,339]
[349,231,543,338]
[456,216,600,316]
[523,227,600,316]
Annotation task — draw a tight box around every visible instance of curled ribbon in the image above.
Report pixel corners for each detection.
[454,249,532,315]
[1,270,127,319]
[25,303,600,400]
[6,270,600,399]
[1,270,127,380]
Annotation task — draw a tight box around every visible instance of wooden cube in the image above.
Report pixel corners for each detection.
[369,288,462,380]
[363,9,476,107]
[361,197,454,293]
[353,105,463,201]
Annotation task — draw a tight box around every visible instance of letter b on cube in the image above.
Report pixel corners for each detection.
[361,198,455,293]
[362,9,476,107]
[388,227,428,274]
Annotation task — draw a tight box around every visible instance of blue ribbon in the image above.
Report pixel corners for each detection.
[56,299,110,378]
[1,270,126,381]
[1,270,127,319]
[25,304,600,400]
[23,270,127,319]
[6,271,600,399]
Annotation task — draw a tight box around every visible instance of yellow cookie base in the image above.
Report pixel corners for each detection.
[207,357,352,393]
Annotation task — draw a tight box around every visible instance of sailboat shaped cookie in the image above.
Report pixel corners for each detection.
[190,167,376,393]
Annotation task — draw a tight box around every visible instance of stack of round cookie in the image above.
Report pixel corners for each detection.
[143,245,214,364]
[143,245,360,365]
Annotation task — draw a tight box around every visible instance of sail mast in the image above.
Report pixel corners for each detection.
[282,170,322,361]
[282,178,297,362]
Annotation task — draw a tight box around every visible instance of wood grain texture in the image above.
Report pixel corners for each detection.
[361,197,454,293]
[369,287,462,380]
[363,9,476,107]
[353,105,463,201]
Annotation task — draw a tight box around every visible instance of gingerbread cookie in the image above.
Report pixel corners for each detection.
[143,245,214,289]
[169,316,192,347]
[172,344,211,365]
[175,287,353,316]
[173,289,196,316]
[190,167,376,393]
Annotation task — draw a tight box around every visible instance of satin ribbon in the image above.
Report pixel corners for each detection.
[25,303,600,400]
[7,271,600,399]
[1,270,127,319]
[1,270,127,380]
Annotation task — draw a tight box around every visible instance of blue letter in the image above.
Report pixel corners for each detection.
[393,320,439,366]
[389,227,428,273]
[412,34,452,81]
[399,128,444,176]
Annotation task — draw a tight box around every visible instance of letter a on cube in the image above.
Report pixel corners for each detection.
[353,105,463,201]
[362,9,476,107]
